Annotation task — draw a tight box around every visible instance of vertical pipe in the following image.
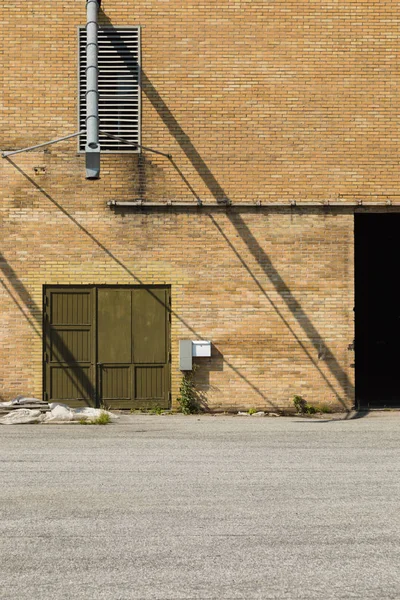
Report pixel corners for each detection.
[85,0,101,179]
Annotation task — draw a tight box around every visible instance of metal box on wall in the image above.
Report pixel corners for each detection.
[179,340,193,370]
[192,340,211,357]
[179,340,212,370]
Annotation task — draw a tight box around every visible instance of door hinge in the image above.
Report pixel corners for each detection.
[168,351,171,363]
[43,351,48,363]
[43,391,48,402]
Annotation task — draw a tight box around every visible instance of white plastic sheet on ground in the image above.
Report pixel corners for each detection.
[0,409,45,425]
[0,402,118,424]
[43,404,118,423]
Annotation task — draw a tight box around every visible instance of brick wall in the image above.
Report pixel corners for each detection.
[2,0,396,410]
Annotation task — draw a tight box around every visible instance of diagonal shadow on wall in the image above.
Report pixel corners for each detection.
[0,275,41,339]
[2,159,281,410]
[95,15,354,410]
[1,15,354,412]
[208,215,351,409]
[140,73,354,409]
[0,252,95,403]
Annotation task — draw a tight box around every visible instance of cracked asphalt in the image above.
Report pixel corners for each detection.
[1,412,400,599]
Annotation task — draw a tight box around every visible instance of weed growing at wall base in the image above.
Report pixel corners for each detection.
[177,371,199,415]
[293,395,317,415]
[79,411,111,425]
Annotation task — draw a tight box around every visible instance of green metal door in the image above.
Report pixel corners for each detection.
[131,287,170,409]
[44,286,170,409]
[97,288,132,408]
[97,287,170,409]
[44,287,96,407]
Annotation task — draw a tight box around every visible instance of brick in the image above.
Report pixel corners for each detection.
[4,0,394,410]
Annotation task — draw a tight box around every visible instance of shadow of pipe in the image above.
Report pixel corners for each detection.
[229,212,354,404]
[1,14,354,411]
[95,16,355,409]
[208,216,350,410]
[0,276,42,338]
[2,160,282,412]
[0,254,95,404]
[294,408,371,421]
[140,68,354,410]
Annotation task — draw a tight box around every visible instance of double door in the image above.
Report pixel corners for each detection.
[44,286,170,409]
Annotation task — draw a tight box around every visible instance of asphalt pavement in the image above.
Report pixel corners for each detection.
[1,412,400,599]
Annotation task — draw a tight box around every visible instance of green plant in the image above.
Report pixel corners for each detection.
[150,405,163,415]
[177,371,199,415]
[94,411,111,425]
[79,411,111,425]
[248,408,257,415]
[293,395,307,413]
[316,404,333,414]
[293,395,316,415]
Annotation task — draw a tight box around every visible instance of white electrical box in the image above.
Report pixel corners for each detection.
[179,340,212,370]
[192,340,212,357]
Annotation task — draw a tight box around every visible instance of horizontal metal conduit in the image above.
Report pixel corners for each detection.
[108,200,400,209]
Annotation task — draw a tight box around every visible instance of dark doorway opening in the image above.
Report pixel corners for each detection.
[355,213,400,408]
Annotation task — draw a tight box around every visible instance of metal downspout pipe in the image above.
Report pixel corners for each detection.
[85,0,101,179]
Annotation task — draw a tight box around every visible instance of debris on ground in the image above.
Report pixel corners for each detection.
[0,409,45,425]
[0,396,49,411]
[44,403,117,423]
[237,411,266,417]
[236,410,282,417]
[0,398,118,425]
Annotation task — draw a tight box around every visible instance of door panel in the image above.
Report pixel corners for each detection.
[97,288,132,409]
[51,291,91,325]
[51,366,93,400]
[97,288,132,364]
[132,288,167,364]
[50,329,91,363]
[100,365,131,402]
[45,288,95,407]
[135,366,165,400]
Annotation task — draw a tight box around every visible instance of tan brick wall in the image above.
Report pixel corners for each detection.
[3,0,396,409]
[0,164,355,409]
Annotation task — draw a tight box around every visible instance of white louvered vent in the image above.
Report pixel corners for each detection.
[79,27,141,152]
